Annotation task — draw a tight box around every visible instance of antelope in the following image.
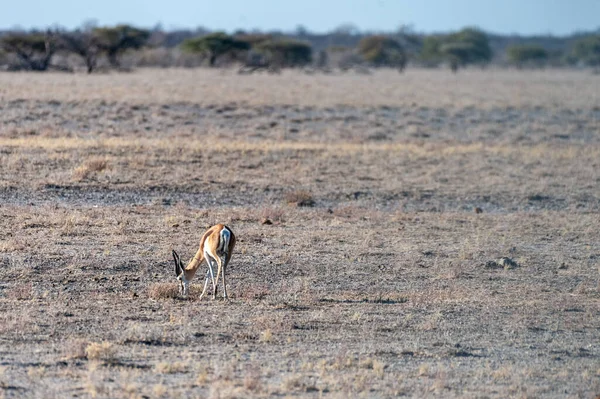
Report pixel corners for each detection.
[172,224,236,299]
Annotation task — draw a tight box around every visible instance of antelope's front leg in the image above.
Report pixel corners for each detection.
[199,269,211,300]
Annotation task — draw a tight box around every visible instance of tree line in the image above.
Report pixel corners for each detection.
[0,23,599,73]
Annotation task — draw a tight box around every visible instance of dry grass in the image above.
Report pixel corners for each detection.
[155,362,187,374]
[0,68,598,398]
[85,342,116,362]
[148,282,179,300]
[285,190,315,207]
[72,157,109,181]
[0,69,598,109]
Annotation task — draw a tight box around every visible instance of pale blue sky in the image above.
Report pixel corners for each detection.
[3,0,599,35]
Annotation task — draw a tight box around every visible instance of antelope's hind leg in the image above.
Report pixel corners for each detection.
[221,254,228,299]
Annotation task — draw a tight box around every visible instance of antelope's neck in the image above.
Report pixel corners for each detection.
[183,248,203,280]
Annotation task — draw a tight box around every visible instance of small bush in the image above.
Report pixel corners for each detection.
[256,39,312,68]
[507,44,548,68]
[358,35,406,69]
[72,158,109,181]
[259,329,273,343]
[148,282,179,299]
[285,191,315,207]
[155,362,187,374]
[85,341,116,362]
[260,207,285,223]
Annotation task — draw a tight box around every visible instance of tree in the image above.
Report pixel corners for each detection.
[506,44,548,68]
[357,35,407,71]
[444,28,492,70]
[255,39,312,68]
[59,30,99,73]
[441,42,476,72]
[570,35,600,67]
[180,32,250,66]
[419,36,444,66]
[0,32,57,71]
[420,28,492,71]
[93,25,150,68]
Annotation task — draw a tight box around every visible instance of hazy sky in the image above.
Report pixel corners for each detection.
[2,0,599,35]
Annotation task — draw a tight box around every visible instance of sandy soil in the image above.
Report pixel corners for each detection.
[0,68,599,398]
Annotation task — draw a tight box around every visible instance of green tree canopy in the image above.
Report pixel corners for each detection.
[0,32,56,71]
[506,44,548,68]
[255,39,312,68]
[419,36,444,66]
[180,32,250,66]
[419,28,492,71]
[59,30,100,73]
[446,28,492,65]
[93,25,150,67]
[357,35,407,70]
[570,35,600,66]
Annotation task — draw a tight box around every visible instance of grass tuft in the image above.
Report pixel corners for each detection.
[85,342,116,362]
[285,190,315,207]
[72,158,109,181]
[148,282,179,299]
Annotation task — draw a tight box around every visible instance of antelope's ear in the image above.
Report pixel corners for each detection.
[172,250,182,276]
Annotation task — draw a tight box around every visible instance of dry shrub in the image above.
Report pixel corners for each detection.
[281,375,317,392]
[418,364,430,377]
[372,359,385,378]
[152,384,168,397]
[72,158,109,181]
[260,207,286,223]
[196,366,210,386]
[155,362,187,374]
[148,282,179,299]
[259,329,273,343]
[148,282,204,300]
[209,380,246,399]
[285,190,315,207]
[85,342,116,362]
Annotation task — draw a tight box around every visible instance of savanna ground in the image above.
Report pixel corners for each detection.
[0,69,599,398]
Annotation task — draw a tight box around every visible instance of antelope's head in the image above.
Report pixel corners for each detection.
[172,249,187,296]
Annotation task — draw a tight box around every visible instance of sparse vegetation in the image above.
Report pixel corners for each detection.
[0,69,598,398]
[85,342,116,362]
[358,35,406,70]
[2,24,598,71]
[255,39,313,68]
[569,35,600,67]
[507,44,549,68]
[180,32,250,66]
[285,190,315,207]
[93,25,150,68]
[148,282,179,299]
[72,157,109,181]
[0,32,57,71]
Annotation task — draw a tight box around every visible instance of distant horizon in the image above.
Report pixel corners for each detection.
[3,21,600,39]
[2,0,599,37]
